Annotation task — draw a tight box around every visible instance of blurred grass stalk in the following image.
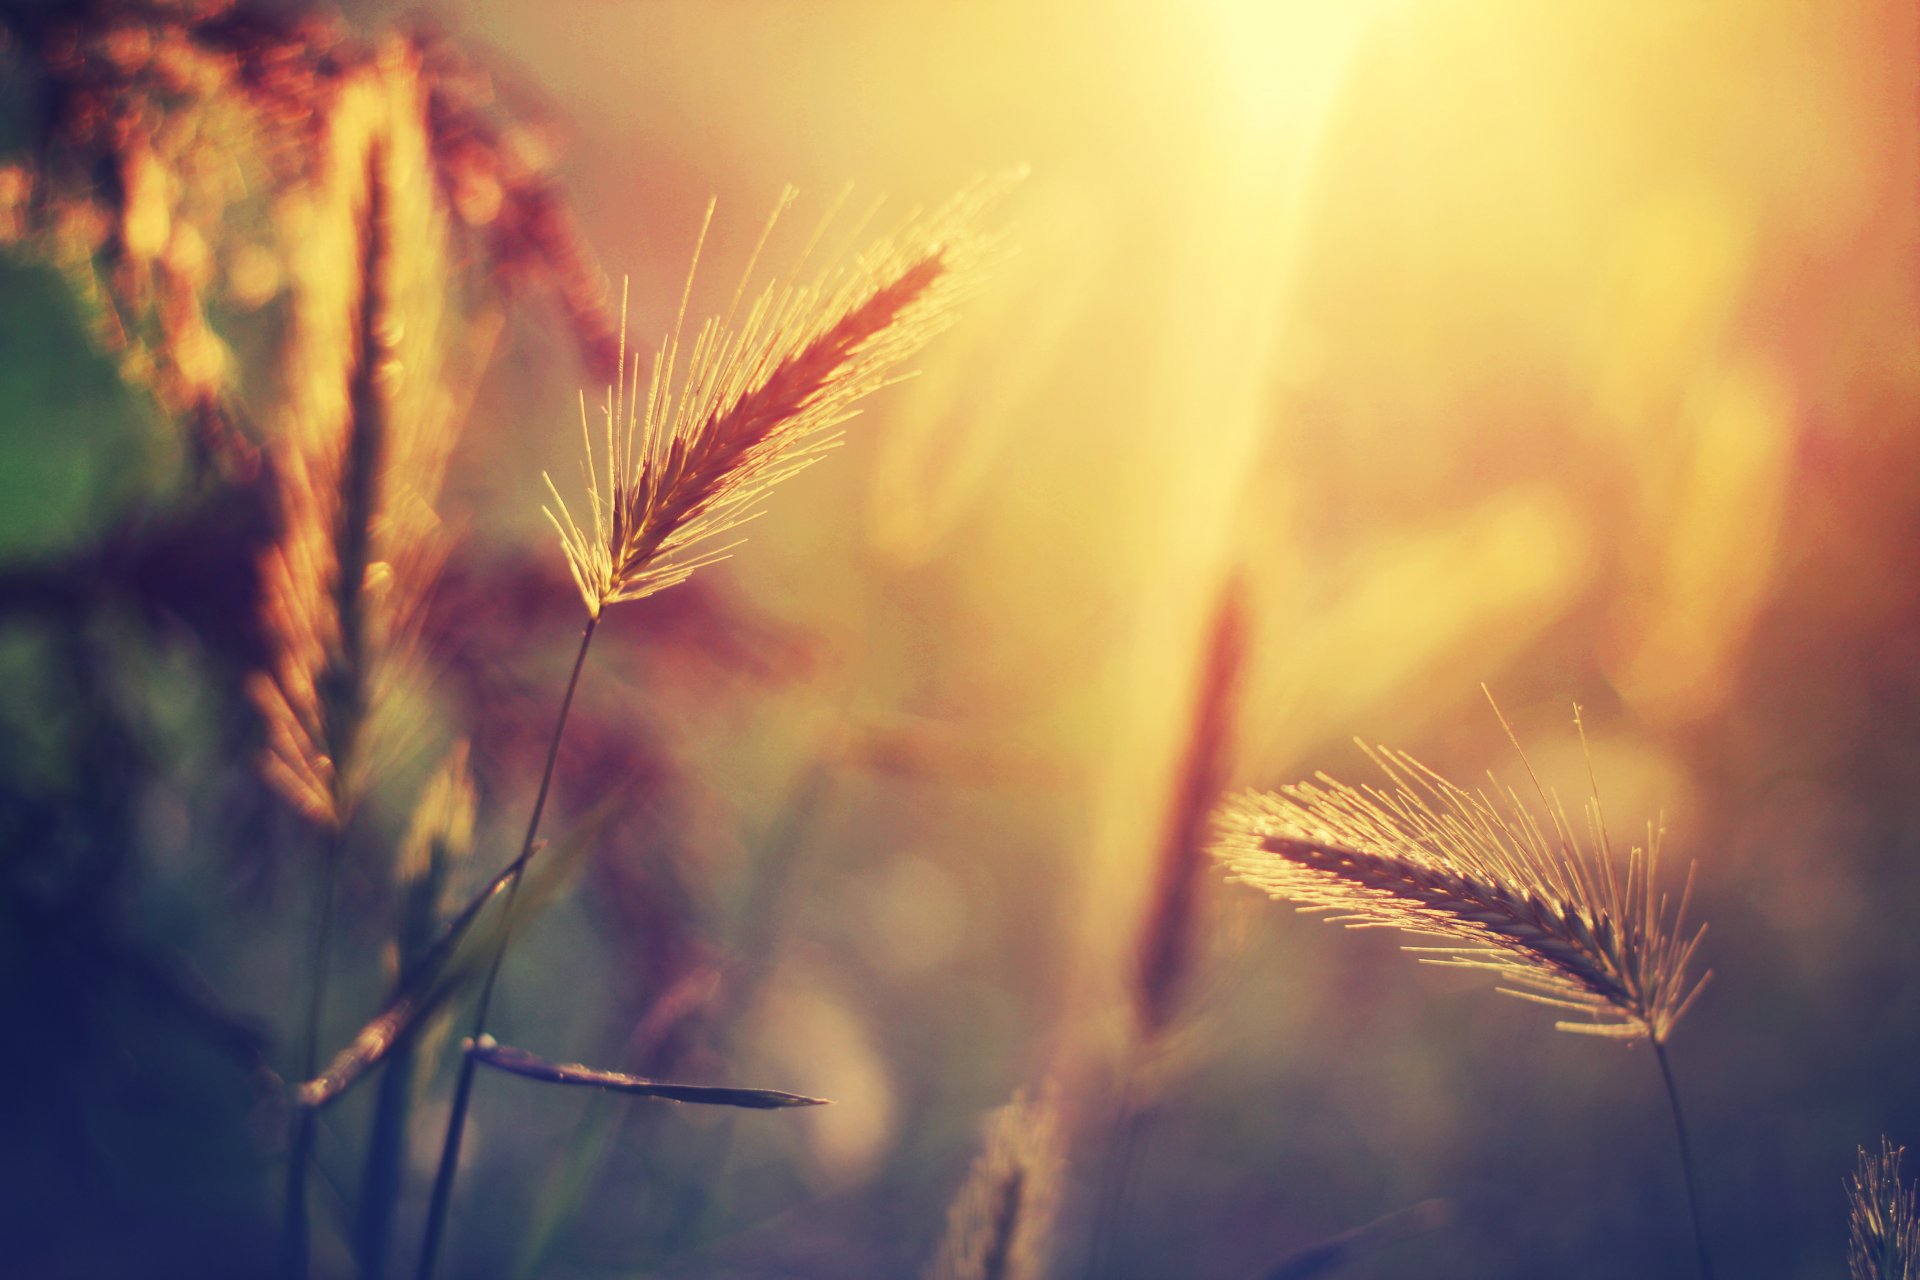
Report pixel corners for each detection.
[256,47,461,1274]
[1089,576,1245,1276]
[356,745,475,1280]
[270,142,392,1280]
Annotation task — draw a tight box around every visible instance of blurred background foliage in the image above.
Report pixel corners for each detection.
[1,0,1918,1277]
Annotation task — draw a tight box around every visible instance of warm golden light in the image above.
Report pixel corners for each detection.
[1,0,1914,1275]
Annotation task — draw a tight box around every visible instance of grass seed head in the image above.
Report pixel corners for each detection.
[1212,715,1708,1043]
[546,180,1006,618]
[1851,1138,1920,1280]
[250,52,456,827]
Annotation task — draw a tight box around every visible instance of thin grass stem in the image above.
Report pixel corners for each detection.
[1655,1040,1713,1280]
[282,828,344,1280]
[414,613,599,1280]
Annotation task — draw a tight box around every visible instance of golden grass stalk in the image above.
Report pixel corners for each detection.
[417,184,1003,1280]
[272,131,393,1280]
[249,52,454,830]
[928,1090,1065,1280]
[252,53,456,1280]
[1850,1139,1919,1280]
[1211,724,1706,1043]
[249,156,389,828]
[545,185,996,618]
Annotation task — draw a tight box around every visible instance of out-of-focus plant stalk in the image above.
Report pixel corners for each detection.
[279,136,393,1280]
[1089,578,1245,1279]
[358,744,473,1278]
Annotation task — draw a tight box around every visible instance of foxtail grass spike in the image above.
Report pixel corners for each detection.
[249,51,456,832]
[545,181,1005,619]
[1212,729,1707,1043]
[278,124,399,1280]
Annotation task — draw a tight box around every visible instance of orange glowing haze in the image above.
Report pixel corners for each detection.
[460,0,1911,1011]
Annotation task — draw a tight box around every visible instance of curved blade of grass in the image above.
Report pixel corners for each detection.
[469,1039,829,1109]
[297,797,614,1110]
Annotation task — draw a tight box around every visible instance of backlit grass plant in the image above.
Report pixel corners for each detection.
[1212,705,1715,1277]
[403,187,996,1277]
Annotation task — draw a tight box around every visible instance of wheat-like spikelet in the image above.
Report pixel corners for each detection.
[1851,1139,1920,1280]
[545,183,1000,617]
[249,51,455,826]
[1213,723,1707,1043]
[927,1089,1064,1280]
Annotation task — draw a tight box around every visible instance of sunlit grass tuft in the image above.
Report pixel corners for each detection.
[546,183,1004,618]
[1850,1138,1919,1280]
[1212,714,1707,1043]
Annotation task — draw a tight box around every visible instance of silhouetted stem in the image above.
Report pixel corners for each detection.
[281,1108,320,1280]
[359,820,452,1279]
[415,613,599,1280]
[282,826,344,1280]
[1655,1040,1713,1280]
[356,1037,412,1280]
